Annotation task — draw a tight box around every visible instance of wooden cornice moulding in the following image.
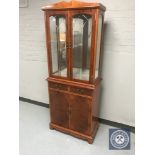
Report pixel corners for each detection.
[41,0,106,11]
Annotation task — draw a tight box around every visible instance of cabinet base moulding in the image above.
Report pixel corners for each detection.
[49,122,99,144]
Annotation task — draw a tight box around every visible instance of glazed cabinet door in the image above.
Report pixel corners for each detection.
[50,90,69,128]
[45,11,69,78]
[69,95,91,135]
[69,10,94,82]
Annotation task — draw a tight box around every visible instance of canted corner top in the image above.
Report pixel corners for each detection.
[41,1,106,11]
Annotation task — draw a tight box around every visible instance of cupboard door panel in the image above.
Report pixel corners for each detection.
[70,95,91,135]
[50,91,69,128]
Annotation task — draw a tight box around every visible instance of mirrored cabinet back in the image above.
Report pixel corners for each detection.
[42,0,106,144]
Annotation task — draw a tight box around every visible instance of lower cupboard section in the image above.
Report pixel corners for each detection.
[49,90,91,135]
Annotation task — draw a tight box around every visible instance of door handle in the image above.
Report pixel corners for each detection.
[66,42,72,49]
[66,43,69,49]
[69,42,72,48]
[68,109,71,115]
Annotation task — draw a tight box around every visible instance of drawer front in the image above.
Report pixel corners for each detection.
[49,82,68,91]
[70,86,93,96]
[49,82,93,96]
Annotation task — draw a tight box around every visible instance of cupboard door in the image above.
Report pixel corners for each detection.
[49,14,68,78]
[71,13,93,81]
[50,91,69,128]
[69,95,91,135]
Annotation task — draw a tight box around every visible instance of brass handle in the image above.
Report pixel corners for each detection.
[68,109,71,115]
[69,42,72,48]
[66,42,72,48]
[76,88,84,94]
[66,43,68,49]
[81,90,84,93]
[57,85,62,88]
[53,84,58,87]
[54,84,62,88]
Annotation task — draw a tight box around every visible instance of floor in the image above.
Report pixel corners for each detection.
[19,101,135,155]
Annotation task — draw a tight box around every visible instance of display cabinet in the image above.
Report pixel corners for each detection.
[42,0,106,144]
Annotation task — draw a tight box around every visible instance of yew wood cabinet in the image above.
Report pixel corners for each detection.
[42,1,106,144]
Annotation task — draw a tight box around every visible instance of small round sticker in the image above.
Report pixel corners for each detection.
[110,130,129,149]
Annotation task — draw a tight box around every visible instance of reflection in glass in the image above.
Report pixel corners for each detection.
[50,15,67,77]
[95,15,102,79]
[72,14,92,81]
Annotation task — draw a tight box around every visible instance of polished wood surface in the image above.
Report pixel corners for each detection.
[50,91,69,128]
[42,0,106,11]
[42,1,105,144]
[69,94,91,135]
[48,78,101,143]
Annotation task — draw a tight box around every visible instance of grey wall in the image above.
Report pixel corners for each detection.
[19,0,135,126]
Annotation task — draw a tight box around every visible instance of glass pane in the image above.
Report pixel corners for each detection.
[72,14,92,81]
[95,15,102,79]
[50,15,67,77]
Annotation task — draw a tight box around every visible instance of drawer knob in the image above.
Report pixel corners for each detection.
[76,89,84,93]
[53,84,62,88]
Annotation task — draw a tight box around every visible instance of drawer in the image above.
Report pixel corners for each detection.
[49,82,68,91]
[70,86,93,96]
